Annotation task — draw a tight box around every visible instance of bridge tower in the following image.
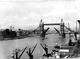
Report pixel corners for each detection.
[60,19,65,38]
[39,19,44,34]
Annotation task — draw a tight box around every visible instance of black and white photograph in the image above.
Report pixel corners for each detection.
[0,0,80,59]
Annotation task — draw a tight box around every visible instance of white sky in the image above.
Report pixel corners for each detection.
[0,0,80,29]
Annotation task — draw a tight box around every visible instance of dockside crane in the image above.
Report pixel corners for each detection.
[54,27,61,35]
[11,46,27,59]
[26,44,37,59]
[41,27,50,38]
[40,43,52,57]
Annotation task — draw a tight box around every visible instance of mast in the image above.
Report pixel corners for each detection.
[76,21,77,33]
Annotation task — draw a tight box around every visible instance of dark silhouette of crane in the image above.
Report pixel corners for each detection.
[12,46,27,59]
[54,27,60,35]
[40,43,52,57]
[26,44,37,59]
[41,27,50,38]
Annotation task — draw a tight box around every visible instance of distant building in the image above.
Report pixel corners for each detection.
[2,28,17,38]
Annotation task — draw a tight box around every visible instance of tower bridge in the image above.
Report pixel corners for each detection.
[39,19,65,38]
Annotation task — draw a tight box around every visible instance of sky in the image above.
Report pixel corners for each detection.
[0,0,80,29]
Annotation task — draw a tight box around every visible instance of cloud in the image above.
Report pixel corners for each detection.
[0,1,53,26]
[0,0,77,3]
[0,0,79,29]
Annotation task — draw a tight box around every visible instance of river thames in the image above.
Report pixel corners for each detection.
[0,34,76,59]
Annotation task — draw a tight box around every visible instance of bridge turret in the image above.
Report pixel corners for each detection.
[60,19,65,38]
[39,19,44,34]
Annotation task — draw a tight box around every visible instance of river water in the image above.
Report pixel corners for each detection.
[0,34,71,59]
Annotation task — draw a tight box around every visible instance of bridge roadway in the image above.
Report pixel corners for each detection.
[0,34,70,59]
[44,23,60,25]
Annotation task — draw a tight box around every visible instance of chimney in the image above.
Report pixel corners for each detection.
[77,20,80,39]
